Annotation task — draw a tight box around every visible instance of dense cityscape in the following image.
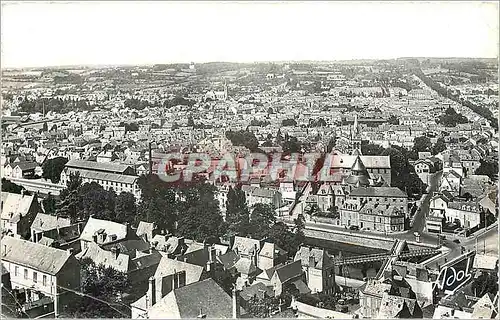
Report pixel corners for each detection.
[1,1,499,319]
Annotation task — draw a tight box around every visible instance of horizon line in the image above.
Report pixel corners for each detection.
[2,56,498,71]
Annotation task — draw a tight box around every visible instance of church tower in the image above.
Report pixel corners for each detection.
[350,114,362,155]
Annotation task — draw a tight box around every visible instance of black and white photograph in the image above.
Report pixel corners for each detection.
[0,1,499,318]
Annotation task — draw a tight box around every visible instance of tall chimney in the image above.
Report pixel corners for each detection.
[148,277,156,307]
[253,244,258,267]
[232,288,240,319]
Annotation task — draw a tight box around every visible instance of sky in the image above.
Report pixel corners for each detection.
[1,1,498,68]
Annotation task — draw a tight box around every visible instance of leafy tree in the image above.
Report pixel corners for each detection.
[225,130,260,152]
[282,136,301,154]
[267,107,274,114]
[1,178,28,195]
[437,107,469,127]
[187,116,195,127]
[432,137,447,155]
[471,272,499,297]
[56,173,83,222]
[246,294,281,318]
[61,258,130,318]
[248,203,276,239]
[326,137,337,153]
[413,136,432,153]
[268,222,299,257]
[475,159,498,180]
[114,192,137,224]
[136,174,178,233]
[176,180,224,243]
[387,115,399,125]
[42,157,68,183]
[282,119,297,126]
[43,193,57,215]
[225,186,250,236]
[361,142,385,155]
[381,147,426,197]
[79,182,116,221]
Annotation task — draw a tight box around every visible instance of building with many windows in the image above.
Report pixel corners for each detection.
[59,159,141,198]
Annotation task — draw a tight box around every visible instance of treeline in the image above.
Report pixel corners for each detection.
[54,174,137,224]
[123,96,197,111]
[415,69,498,130]
[18,97,91,114]
[225,130,260,152]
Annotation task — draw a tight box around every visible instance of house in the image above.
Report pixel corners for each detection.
[3,161,38,179]
[270,260,306,297]
[445,201,482,230]
[79,217,129,250]
[144,278,247,319]
[130,257,205,319]
[1,192,41,239]
[439,170,462,195]
[377,292,423,318]
[294,246,336,294]
[30,213,83,251]
[1,237,81,317]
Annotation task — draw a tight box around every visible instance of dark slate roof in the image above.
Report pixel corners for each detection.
[2,236,71,275]
[274,260,303,283]
[349,186,407,198]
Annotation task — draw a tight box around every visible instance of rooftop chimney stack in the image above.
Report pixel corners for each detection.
[147,276,156,308]
[232,288,240,319]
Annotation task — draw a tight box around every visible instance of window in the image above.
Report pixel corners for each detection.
[33,272,38,283]
[43,275,47,286]
[24,269,28,280]
[14,266,19,277]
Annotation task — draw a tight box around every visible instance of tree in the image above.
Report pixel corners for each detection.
[42,157,68,183]
[79,182,116,221]
[176,180,224,243]
[475,159,498,180]
[137,174,178,233]
[267,107,274,114]
[43,193,57,215]
[248,203,276,239]
[61,258,130,318]
[282,136,301,154]
[437,107,469,127]
[268,222,299,257]
[413,136,432,153]
[246,294,281,318]
[361,142,385,155]
[282,119,297,127]
[225,186,250,236]
[187,116,195,127]
[387,115,399,125]
[1,178,28,195]
[56,173,83,222]
[114,192,137,224]
[432,137,447,155]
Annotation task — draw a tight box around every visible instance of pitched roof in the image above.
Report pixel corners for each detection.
[154,257,204,285]
[1,192,36,221]
[294,246,334,270]
[66,168,138,184]
[31,213,71,232]
[75,241,130,273]
[136,221,155,241]
[79,217,128,244]
[65,159,132,174]
[349,186,407,198]
[2,236,71,275]
[232,236,260,256]
[328,154,390,169]
[148,278,246,319]
[240,282,274,302]
[273,260,303,283]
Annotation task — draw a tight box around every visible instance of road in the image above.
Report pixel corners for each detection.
[411,171,442,233]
